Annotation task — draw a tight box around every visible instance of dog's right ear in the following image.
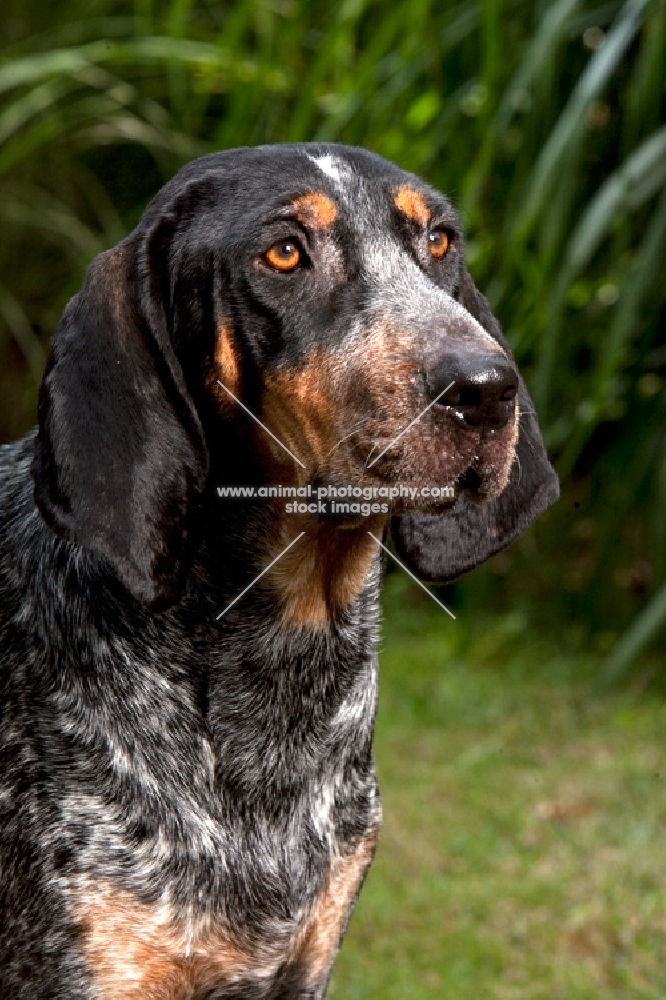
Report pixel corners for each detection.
[33,218,209,609]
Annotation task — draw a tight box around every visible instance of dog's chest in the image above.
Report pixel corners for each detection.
[71,823,378,999]
[59,626,381,998]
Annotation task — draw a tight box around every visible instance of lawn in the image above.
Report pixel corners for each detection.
[328,573,666,999]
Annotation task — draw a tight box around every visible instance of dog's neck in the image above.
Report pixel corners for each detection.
[204,445,387,631]
[263,512,386,629]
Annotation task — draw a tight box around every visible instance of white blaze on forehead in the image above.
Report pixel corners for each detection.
[307,153,350,188]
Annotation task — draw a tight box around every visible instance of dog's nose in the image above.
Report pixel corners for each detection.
[428,353,519,430]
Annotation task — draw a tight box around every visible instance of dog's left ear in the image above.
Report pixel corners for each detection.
[391,270,559,583]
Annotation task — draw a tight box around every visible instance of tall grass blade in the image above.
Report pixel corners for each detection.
[598,583,666,688]
[565,125,666,281]
[511,0,649,247]
[0,284,45,383]
[463,0,583,217]
[557,177,666,477]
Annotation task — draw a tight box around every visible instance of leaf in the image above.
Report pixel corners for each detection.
[565,125,666,280]
[511,0,650,245]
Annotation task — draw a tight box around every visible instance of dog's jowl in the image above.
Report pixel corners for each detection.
[0,144,558,999]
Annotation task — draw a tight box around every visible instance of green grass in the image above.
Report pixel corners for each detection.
[328,573,666,998]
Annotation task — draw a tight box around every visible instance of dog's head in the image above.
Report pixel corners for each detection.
[33,144,558,607]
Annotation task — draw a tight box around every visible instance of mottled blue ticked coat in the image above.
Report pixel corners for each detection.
[0,145,558,998]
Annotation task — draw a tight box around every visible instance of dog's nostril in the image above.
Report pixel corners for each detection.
[500,384,518,403]
[456,385,484,409]
[429,353,519,431]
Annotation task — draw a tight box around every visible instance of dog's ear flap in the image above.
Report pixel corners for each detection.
[391,270,559,583]
[33,225,209,609]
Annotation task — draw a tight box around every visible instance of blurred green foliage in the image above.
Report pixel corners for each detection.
[0,0,664,674]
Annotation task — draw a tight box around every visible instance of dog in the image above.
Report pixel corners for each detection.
[0,143,558,998]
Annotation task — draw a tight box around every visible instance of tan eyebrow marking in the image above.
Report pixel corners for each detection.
[291,193,337,229]
[393,185,431,226]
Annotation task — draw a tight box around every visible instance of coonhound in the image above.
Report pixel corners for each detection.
[0,144,558,998]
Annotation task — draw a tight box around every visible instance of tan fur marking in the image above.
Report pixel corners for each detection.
[294,829,379,987]
[270,518,386,628]
[79,887,263,998]
[485,401,519,497]
[261,347,392,627]
[262,353,340,471]
[291,192,337,229]
[394,185,430,226]
[214,321,240,397]
[76,834,377,998]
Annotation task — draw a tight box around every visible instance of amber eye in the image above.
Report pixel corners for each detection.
[264,240,302,272]
[428,228,450,259]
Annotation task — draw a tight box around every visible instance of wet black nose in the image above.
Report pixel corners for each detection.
[428,352,519,430]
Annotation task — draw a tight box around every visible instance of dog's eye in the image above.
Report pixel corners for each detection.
[428,228,450,260]
[264,240,303,272]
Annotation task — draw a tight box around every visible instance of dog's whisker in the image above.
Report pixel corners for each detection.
[325,421,370,460]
